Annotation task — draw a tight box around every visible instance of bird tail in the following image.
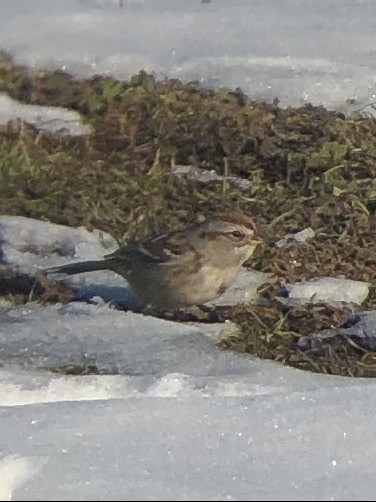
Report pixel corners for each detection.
[44,259,110,276]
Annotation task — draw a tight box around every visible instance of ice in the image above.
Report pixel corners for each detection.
[283,276,370,306]
[0,0,375,110]
[0,93,92,136]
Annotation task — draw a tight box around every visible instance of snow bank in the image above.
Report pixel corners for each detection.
[2,368,376,500]
[0,0,375,110]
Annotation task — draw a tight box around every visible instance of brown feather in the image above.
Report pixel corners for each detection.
[211,211,257,232]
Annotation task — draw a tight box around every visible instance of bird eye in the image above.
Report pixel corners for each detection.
[230,230,245,240]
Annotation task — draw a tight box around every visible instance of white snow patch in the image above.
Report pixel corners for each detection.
[358,101,376,119]
[3,381,376,500]
[146,373,193,398]
[284,276,370,306]
[208,269,271,307]
[0,93,92,136]
[0,302,258,379]
[0,371,139,406]
[276,227,316,248]
[0,0,375,109]
[0,455,45,501]
[0,215,117,272]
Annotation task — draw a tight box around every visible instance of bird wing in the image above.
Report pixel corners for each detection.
[105,230,192,265]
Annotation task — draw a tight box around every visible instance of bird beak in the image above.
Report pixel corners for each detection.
[249,238,263,247]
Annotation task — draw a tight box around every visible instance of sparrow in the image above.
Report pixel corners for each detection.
[44,211,262,309]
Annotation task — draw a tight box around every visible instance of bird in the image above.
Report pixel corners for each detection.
[44,211,262,309]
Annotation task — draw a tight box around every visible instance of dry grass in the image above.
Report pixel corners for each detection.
[2,50,376,376]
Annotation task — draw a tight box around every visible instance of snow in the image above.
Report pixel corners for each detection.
[275,227,316,248]
[1,1,376,499]
[359,101,376,119]
[0,0,375,110]
[207,269,271,307]
[284,276,370,306]
[3,358,376,500]
[171,164,252,191]
[2,301,376,500]
[0,215,118,272]
[0,302,250,378]
[1,216,376,500]
[0,455,45,501]
[0,94,92,136]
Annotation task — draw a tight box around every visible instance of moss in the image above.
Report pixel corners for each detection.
[1,50,376,377]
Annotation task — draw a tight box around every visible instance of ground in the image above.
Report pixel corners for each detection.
[1,51,376,376]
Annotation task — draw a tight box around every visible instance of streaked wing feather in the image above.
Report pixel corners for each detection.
[105,230,192,264]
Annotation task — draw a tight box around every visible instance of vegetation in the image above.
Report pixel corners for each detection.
[1,50,376,376]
